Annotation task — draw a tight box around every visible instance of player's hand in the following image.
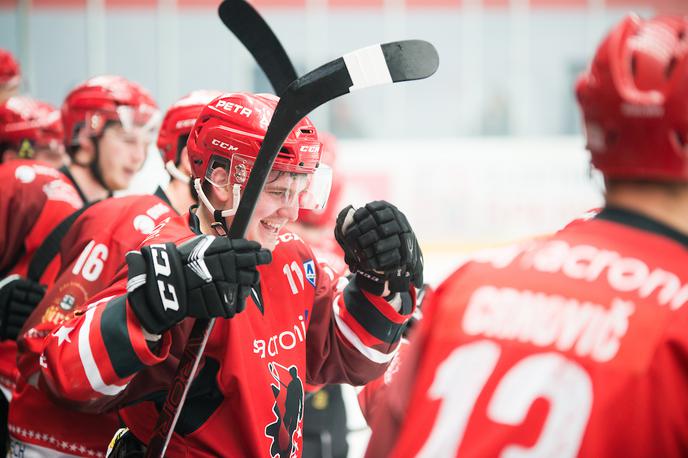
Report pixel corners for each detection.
[0,274,46,341]
[335,200,423,296]
[126,235,272,334]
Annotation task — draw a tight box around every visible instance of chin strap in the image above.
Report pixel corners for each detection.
[193,177,241,237]
[165,160,191,184]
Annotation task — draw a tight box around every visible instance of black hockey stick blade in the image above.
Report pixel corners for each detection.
[231,39,439,236]
[146,39,439,458]
[218,0,298,96]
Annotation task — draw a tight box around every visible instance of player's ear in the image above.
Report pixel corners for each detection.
[208,167,232,208]
[73,127,96,164]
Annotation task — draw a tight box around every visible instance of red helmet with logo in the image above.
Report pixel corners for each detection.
[158,90,223,166]
[187,92,332,217]
[576,14,688,181]
[0,96,62,158]
[0,49,20,87]
[61,75,159,152]
[298,132,343,228]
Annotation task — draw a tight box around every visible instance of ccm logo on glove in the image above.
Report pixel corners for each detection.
[150,244,180,312]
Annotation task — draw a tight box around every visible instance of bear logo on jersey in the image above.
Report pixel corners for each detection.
[264,362,304,458]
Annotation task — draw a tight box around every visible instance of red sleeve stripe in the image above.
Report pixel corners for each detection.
[337,295,390,349]
[333,298,399,364]
[78,298,128,396]
[360,288,414,324]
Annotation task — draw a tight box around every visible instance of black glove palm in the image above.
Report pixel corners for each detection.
[126,235,272,334]
[335,200,423,295]
[0,274,46,341]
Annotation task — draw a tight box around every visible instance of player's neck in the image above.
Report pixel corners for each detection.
[166,177,195,215]
[67,163,110,202]
[605,183,688,237]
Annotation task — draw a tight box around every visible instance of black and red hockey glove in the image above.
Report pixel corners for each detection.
[0,274,46,341]
[125,235,271,335]
[335,200,423,296]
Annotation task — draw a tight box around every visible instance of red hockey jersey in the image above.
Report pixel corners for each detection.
[9,193,175,457]
[0,160,83,394]
[366,207,688,458]
[37,211,414,457]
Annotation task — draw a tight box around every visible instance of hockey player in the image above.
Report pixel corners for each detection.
[59,75,160,203]
[36,92,422,457]
[0,49,20,104]
[6,90,221,457]
[0,95,67,167]
[0,160,83,451]
[365,14,688,458]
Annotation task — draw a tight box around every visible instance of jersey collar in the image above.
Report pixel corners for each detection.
[596,206,688,248]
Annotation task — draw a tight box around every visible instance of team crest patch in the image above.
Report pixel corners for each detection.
[303,260,316,287]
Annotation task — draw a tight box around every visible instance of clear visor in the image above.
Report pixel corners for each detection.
[115,105,161,143]
[204,153,332,211]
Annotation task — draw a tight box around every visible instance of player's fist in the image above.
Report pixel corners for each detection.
[0,274,46,341]
[126,235,272,334]
[335,200,423,295]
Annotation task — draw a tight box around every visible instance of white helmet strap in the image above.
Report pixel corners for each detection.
[194,177,242,220]
[166,160,190,184]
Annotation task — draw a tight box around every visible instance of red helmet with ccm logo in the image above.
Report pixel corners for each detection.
[61,75,159,151]
[157,90,223,166]
[0,96,62,156]
[187,92,332,217]
[188,92,322,181]
[576,14,688,181]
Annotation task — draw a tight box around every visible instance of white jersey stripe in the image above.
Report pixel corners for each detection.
[78,297,127,397]
[333,298,398,364]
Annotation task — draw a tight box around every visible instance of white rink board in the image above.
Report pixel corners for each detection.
[126,136,603,288]
[335,136,602,286]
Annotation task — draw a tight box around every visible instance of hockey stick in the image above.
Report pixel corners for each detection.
[218,0,297,96]
[145,39,439,458]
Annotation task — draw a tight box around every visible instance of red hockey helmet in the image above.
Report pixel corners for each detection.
[187,92,332,218]
[157,90,223,166]
[61,75,160,151]
[576,14,688,181]
[298,132,343,228]
[0,96,63,158]
[0,49,20,87]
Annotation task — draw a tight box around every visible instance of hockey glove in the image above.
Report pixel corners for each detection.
[335,200,423,296]
[0,274,46,341]
[126,235,272,335]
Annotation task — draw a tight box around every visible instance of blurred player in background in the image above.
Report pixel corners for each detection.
[365,14,688,458]
[6,90,220,457]
[0,101,82,453]
[60,75,159,203]
[0,49,20,104]
[0,96,67,167]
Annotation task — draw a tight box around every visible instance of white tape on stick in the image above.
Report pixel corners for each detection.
[343,44,393,92]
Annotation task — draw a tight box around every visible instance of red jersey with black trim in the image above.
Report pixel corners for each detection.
[0,160,83,394]
[38,211,414,458]
[9,194,174,457]
[366,208,688,458]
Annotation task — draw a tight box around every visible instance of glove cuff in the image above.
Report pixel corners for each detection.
[354,271,387,296]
